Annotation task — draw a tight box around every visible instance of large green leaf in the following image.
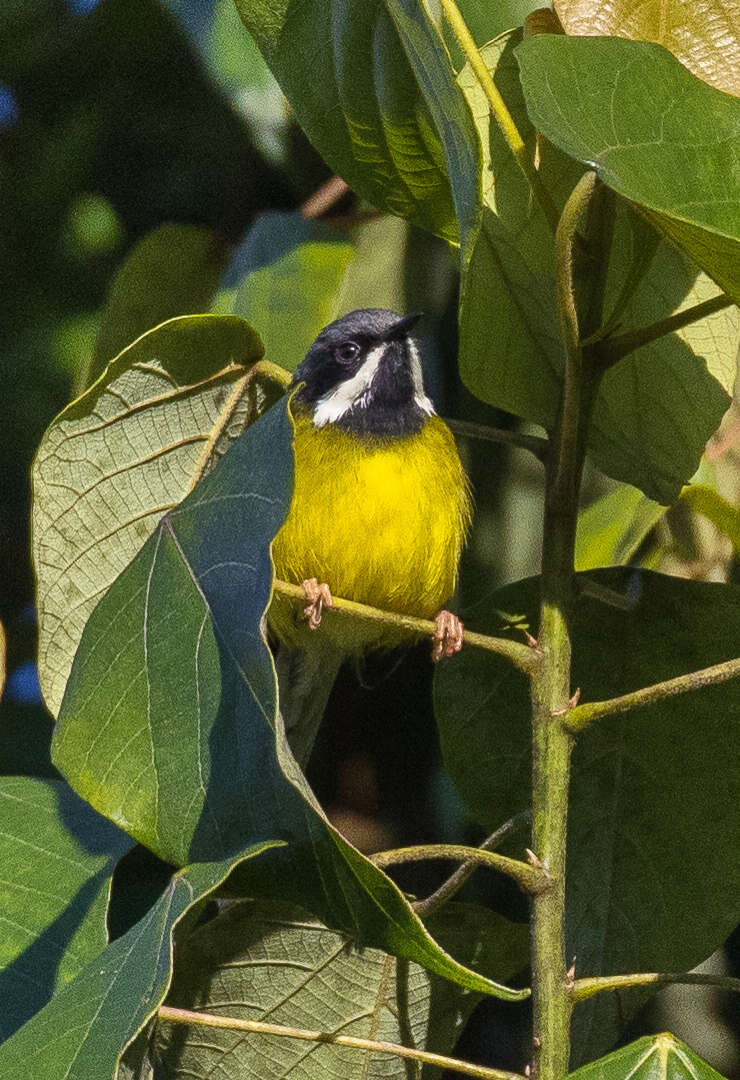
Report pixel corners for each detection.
[0,777,134,1041]
[33,314,275,717]
[568,1032,730,1080]
[51,397,524,1001]
[235,1,460,242]
[553,0,740,97]
[516,35,740,303]
[0,844,279,1080]
[89,225,225,387]
[435,569,740,1062]
[457,32,737,502]
[155,898,528,1078]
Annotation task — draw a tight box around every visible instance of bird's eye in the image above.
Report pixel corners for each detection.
[336,341,360,363]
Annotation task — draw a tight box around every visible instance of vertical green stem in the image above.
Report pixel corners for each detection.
[529,173,607,1080]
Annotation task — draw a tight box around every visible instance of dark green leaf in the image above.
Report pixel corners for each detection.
[435,569,740,1061]
[516,35,740,303]
[567,1032,730,1080]
[0,777,134,1041]
[0,844,279,1080]
[236,1,460,241]
[33,314,270,717]
[156,899,528,1078]
[51,397,523,1000]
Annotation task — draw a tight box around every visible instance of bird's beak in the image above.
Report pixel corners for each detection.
[385,311,424,340]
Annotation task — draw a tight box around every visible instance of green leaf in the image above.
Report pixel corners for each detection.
[227,229,354,374]
[0,777,134,1041]
[515,35,740,303]
[89,225,226,387]
[235,1,460,242]
[0,844,280,1080]
[156,898,528,1078]
[680,484,740,552]
[553,0,740,97]
[51,397,524,1001]
[457,32,737,503]
[435,569,740,1061]
[568,1032,731,1080]
[575,486,665,571]
[33,313,273,718]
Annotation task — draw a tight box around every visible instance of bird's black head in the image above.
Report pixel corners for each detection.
[291,308,435,438]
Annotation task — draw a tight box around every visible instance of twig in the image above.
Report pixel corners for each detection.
[414,811,532,917]
[593,293,734,367]
[157,1006,527,1080]
[444,418,548,462]
[563,656,740,733]
[572,971,740,1002]
[437,0,559,232]
[371,839,546,895]
[300,176,350,219]
[272,580,540,674]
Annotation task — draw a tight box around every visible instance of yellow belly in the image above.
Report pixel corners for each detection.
[270,412,471,650]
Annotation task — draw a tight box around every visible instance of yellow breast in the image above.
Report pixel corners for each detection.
[270,411,472,650]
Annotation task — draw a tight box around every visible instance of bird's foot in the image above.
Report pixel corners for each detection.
[301,578,333,630]
[432,610,464,663]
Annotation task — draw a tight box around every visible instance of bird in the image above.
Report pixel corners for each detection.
[268,308,472,766]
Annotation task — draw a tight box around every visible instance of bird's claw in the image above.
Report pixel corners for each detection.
[433,610,464,663]
[301,578,333,630]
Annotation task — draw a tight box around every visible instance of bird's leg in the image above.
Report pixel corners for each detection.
[301,577,333,630]
[432,610,464,662]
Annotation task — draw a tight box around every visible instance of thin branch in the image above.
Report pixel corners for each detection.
[300,176,350,219]
[371,839,546,895]
[438,0,559,232]
[444,418,548,462]
[564,656,740,734]
[272,579,540,674]
[593,293,734,367]
[414,811,532,917]
[157,1006,527,1080]
[572,971,740,1003]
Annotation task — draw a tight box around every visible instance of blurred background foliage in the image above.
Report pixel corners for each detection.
[0,1,737,1075]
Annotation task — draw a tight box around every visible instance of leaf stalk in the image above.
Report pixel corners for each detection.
[437,0,559,232]
[371,841,547,895]
[572,971,740,1002]
[563,656,740,733]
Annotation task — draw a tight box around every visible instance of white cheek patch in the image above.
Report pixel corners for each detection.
[313,344,386,426]
[406,337,436,416]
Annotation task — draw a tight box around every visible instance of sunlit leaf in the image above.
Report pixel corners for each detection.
[567,1032,731,1080]
[458,32,737,502]
[0,777,134,1041]
[33,314,275,717]
[156,898,528,1078]
[554,0,740,97]
[435,569,740,1062]
[575,485,665,571]
[516,35,740,302]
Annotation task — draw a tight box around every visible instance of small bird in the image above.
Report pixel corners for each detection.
[269,308,472,764]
